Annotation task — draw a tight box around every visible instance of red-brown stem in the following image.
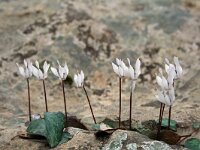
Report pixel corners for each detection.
[129,90,132,130]
[119,77,122,128]
[168,106,172,129]
[42,80,48,112]
[157,103,163,139]
[83,85,96,124]
[61,80,67,127]
[161,104,165,121]
[27,78,31,122]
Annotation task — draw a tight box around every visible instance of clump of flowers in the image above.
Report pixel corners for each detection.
[155,56,183,138]
[16,60,33,121]
[51,61,69,127]
[74,70,97,124]
[112,58,141,128]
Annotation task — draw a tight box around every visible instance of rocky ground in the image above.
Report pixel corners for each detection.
[0,0,200,149]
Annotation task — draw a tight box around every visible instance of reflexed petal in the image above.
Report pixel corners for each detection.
[74,74,78,87]
[129,66,135,79]
[174,57,183,78]
[51,67,59,77]
[35,60,40,69]
[165,58,170,64]
[116,58,121,66]
[16,63,25,77]
[64,63,69,76]
[80,70,84,82]
[156,75,163,88]
[24,60,28,67]
[162,76,168,89]
[31,65,39,78]
[127,58,131,66]
[38,69,44,79]
[112,62,119,76]
[43,61,50,76]
[165,64,169,74]
[135,58,141,78]
[169,87,175,103]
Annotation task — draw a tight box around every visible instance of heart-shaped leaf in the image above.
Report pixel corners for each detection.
[27,119,47,137]
[44,112,65,148]
[161,118,177,131]
[184,138,200,150]
[27,112,72,148]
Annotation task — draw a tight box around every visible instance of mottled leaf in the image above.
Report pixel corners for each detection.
[192,122,200,130]
[184,138,200,150]
[161,118,177,131]
[27,119,47,137]
[44,112,65,148]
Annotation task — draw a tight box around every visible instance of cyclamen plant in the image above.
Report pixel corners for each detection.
[51,61,69,127]
[31,61,50,112]
[112,58,141,128]
[74,70,97,124]
[16,60,33,121]
[156,56,183,138]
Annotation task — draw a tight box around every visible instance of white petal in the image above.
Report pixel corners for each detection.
[51,67,59,78]
[156,75,163,88]
[112,62,119,76]
[74,74,78,87]
[35,60,40,69]
[174,57,183,78]
[165,58,170,65]
[135,58,141,78]
[64,63,69,76]
[116,58,121,66]
[24,60,28,67]
[80,70,84,83]
[162,76,168,89]
[38,69,44,79]
[127,58,131,66]
[129,66,135,79]
[16,63,25,77]
[31,66,39,79]
[58,65,64,79]
[165,64,169,74]
[118,66,124,77]
[43,61,50,75]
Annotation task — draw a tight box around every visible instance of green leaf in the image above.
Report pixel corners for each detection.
[59,132,73,145]
[44,112,65,148]
[161,118,177,131]
[184,138,200,150]
[27,119,47,137]
[27,112,71,148]
[91,124,101,130]
[192,122,200,130]
[102,118,118,129]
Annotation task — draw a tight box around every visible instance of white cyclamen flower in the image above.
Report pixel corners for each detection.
[16,59,33,78]
[32,60,50,80]
[156,86,175,106]
[165,57,183,79]
[74,70,84,87]
[126,58,141,80]
[51,61,69,80]
[112,58,129,77]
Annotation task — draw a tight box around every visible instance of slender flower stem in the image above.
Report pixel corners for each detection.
[119,77,122,128]
[168,106,172,129]
[27,78,31,122]
[61,80,67,127]
[157,103,165,139]
[42,80,48,112]
[129,90,132,130]
[157,103,163,139]
[83,85,96,124]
